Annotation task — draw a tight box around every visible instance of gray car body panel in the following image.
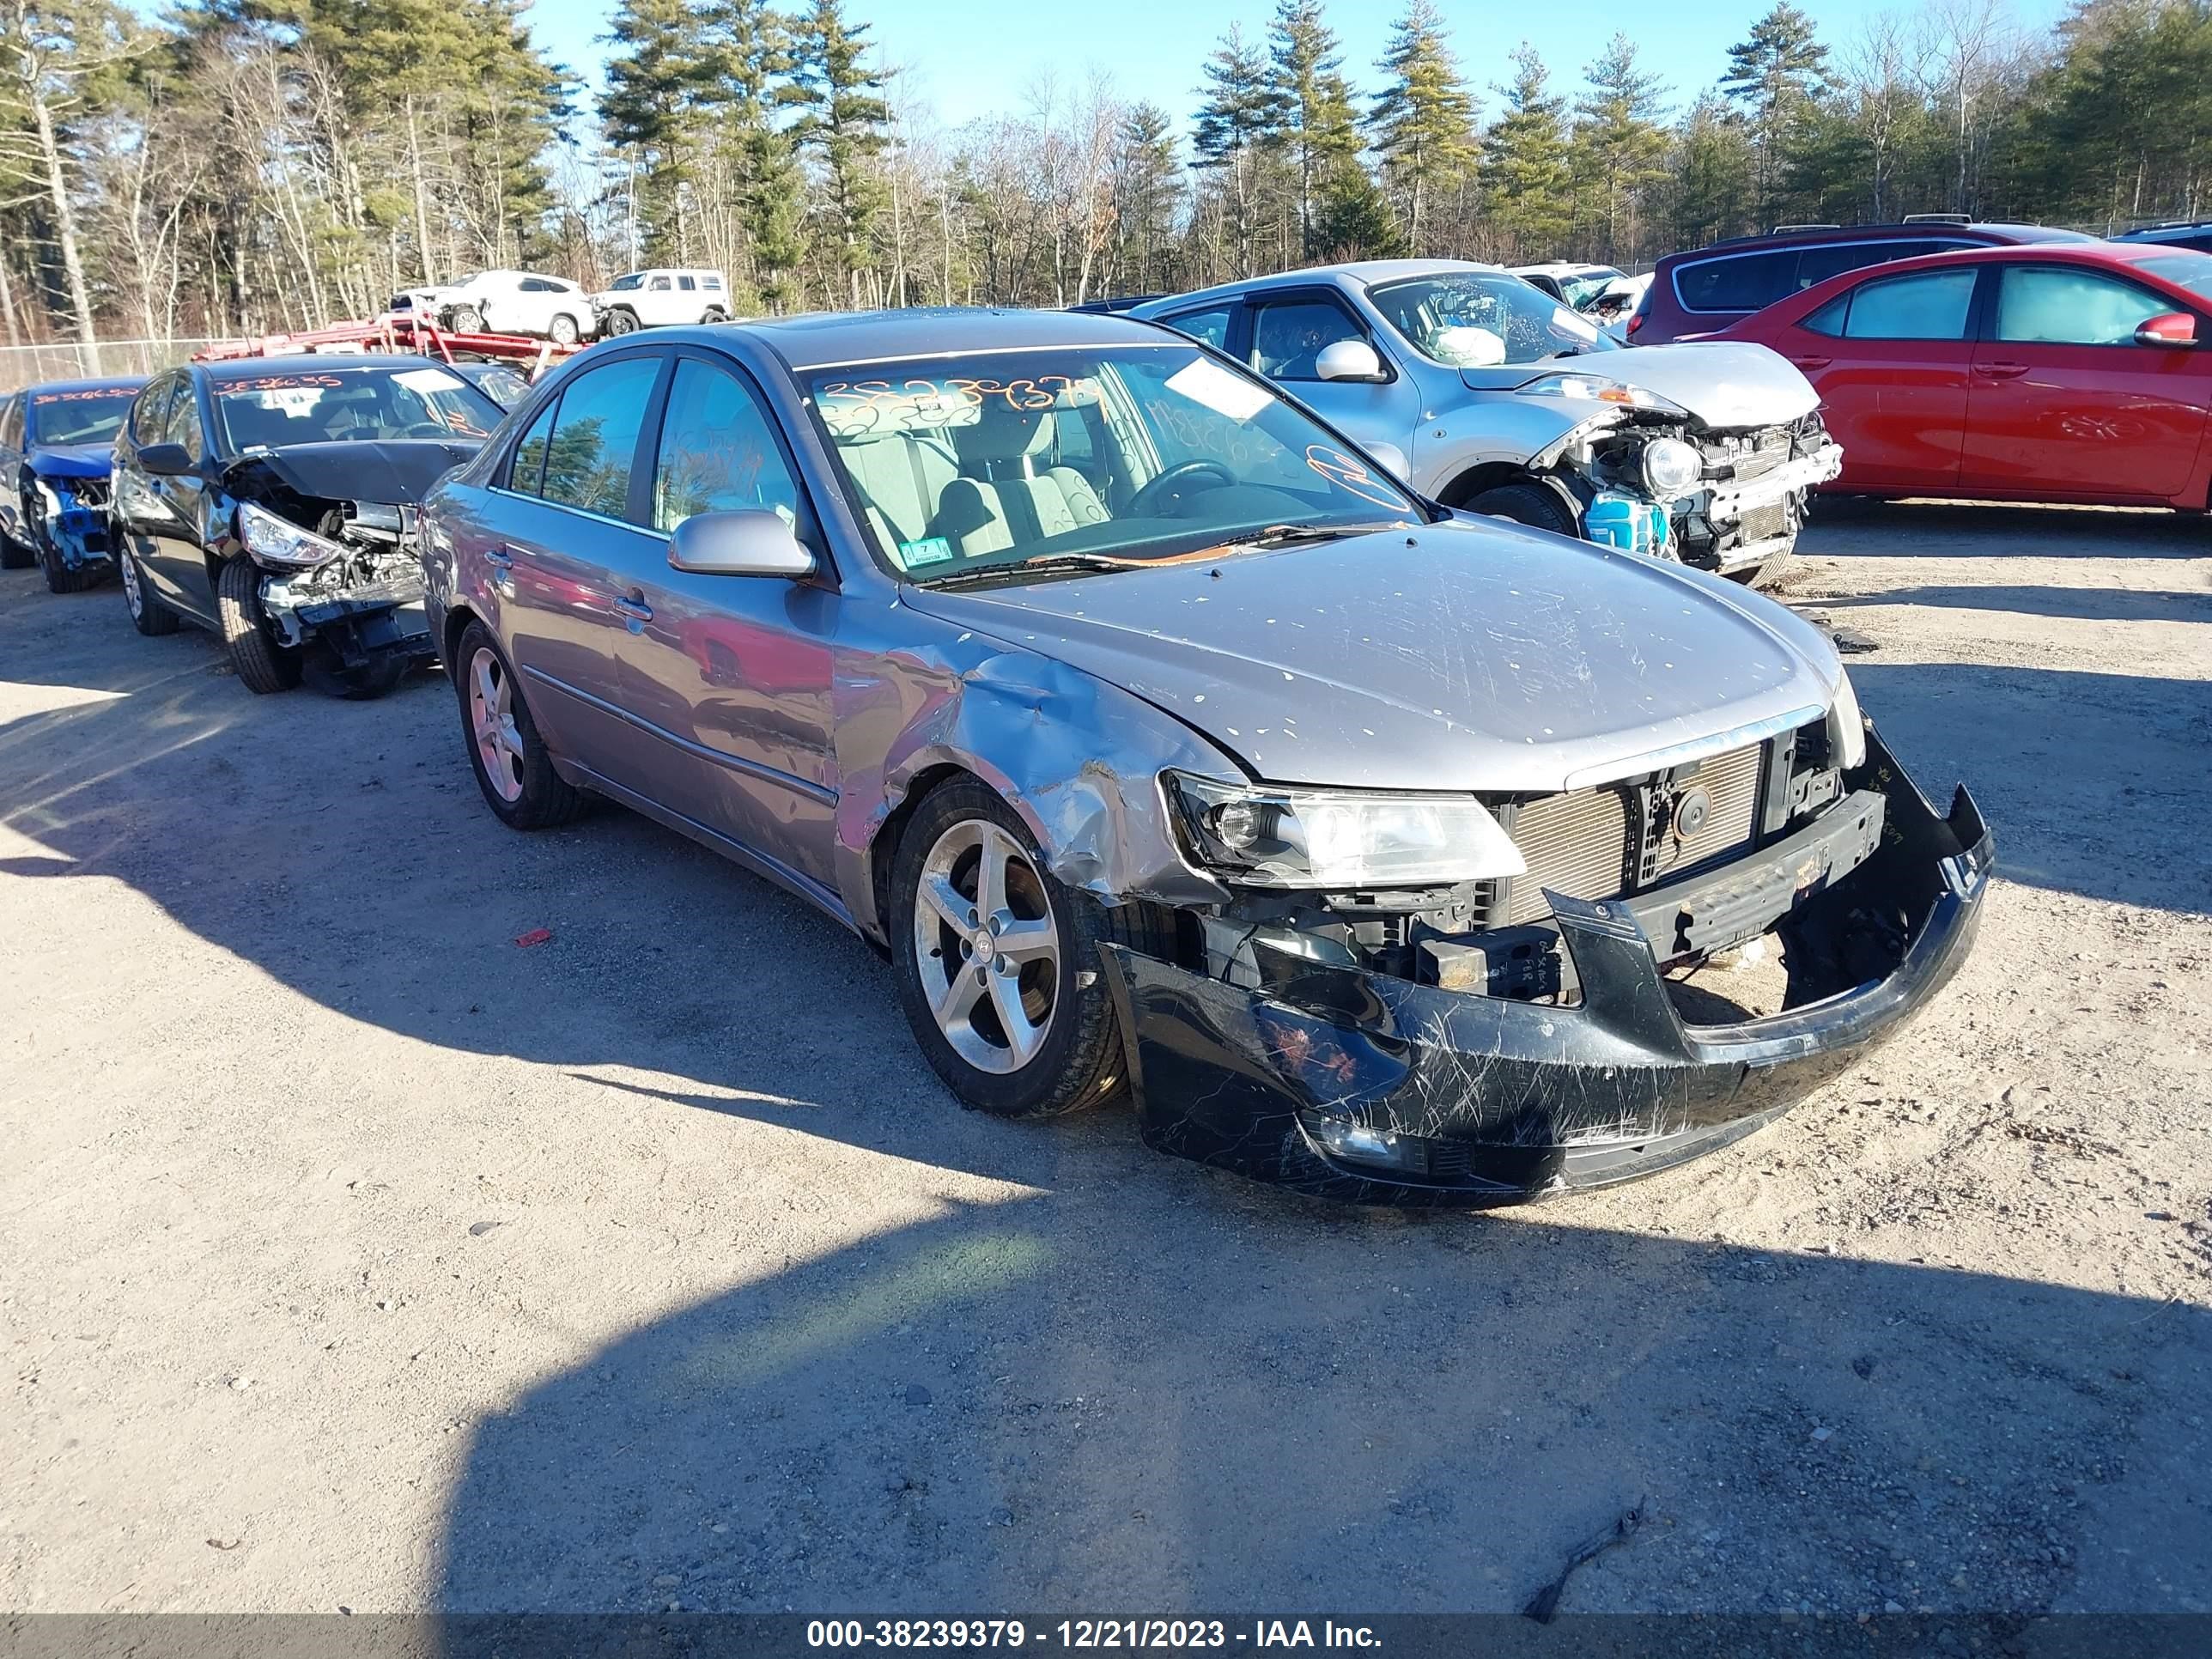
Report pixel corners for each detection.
[1130,260,1823,500]
[419,309,1845,948]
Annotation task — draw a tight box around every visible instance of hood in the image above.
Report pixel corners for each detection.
[1466,340,1820,430]
[223,439,478,505]
[27,444,115,480]
[903,517,1842,796]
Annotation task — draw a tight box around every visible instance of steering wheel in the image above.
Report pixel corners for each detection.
[1127,459,1236,518]
[397,422,449,440]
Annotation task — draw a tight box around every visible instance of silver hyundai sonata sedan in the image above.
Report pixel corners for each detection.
[418,307,1989,1205]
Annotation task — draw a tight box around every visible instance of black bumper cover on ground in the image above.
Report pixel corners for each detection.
[1100,727,1991,1206]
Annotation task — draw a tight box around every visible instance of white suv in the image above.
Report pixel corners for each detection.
[428,270,596,343]
[591,268,732,334]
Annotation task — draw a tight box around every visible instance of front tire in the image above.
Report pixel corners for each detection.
[604,308,639,337]
[453,622,588,829]
[216,556,302,693]
[549,313,580,345]
[37,532,97,593]
[891,781,1132,1120]
[448,305,484,333]
[118,544,178,635]
[1471,479,1581,538]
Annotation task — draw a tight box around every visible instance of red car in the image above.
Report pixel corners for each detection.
[1717,241,2212,507]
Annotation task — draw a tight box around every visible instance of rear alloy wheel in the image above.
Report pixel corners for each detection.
[549,313,580,345]
[1470,479,1581,538]
[453,622,588,829]
[891,781,1129,1119]
[216,556,302,693]
[118,544,178,635]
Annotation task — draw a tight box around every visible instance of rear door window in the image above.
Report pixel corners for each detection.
[1158,304,1234,349]
[536,356,665,520]
[510,399,556,494]
[1675,249,1800,313]
[1829,269,1980,339]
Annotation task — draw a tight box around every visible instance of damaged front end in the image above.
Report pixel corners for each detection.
[232,491,435,685]
[1098,724,1988,1205]
[1529,397,1844,580]
[27,468,116,580]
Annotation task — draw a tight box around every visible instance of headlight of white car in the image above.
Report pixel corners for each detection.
[1828,670,1868,772]
[1164,771,1527,889]
[236,500,343,571]
[1520,374,1690,417]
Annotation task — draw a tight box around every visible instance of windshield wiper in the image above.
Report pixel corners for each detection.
[924,553,1147,589]
[1243,520,1406,549]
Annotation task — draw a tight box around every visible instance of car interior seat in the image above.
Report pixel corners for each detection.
[931,401,1109,558]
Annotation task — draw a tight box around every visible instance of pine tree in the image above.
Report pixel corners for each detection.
[1111,100,1182,294]
[599,0,713,264]
[789,0,890,307]
[1720,2,1832,225]
[1267,0,1361,258]
[700,0,804,308]
[1667,90,1754,247]
[1193,24,1283,275]
[1366,0,1474,252]
[1483,44,1571,259]
[1571,33,1670,264]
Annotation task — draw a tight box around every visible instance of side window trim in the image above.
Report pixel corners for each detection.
[495,347,671,523]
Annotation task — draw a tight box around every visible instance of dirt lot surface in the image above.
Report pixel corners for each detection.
[3,501,2209,1619]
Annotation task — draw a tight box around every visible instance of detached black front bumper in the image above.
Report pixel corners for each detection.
[1099,730,1991,1206]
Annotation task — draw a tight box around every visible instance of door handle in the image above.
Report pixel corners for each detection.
[1976,362,2030,380]
[1789,355,1832,371]
[612,592,653,623]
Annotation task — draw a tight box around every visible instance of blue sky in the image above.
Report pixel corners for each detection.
[524,0,2067,135]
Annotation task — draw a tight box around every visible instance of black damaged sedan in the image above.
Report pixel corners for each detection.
[110,355,501,697]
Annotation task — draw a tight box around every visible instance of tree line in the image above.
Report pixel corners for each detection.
[6,0,2212,364]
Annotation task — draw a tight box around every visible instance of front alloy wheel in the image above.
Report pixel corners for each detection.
[890,781,1134,1119]
[912,817,1062,1074]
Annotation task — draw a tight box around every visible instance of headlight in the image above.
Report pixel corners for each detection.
[237,501,343,570]
[1164,771,1527,889]
[1521,374,1688,416]
[1639,436,1704,498]
[1828,670,1868,771]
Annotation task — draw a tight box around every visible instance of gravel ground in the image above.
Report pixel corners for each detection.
[2,500,2209,1620]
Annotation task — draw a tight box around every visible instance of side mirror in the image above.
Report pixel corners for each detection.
[1365,441,1411,481]
[668,507,817,578]
[2136,310,2198,348]
[1315,338,1387,383]
[137,441,193,476]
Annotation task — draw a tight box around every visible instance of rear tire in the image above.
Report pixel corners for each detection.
[216,556,302,693]
[891,780,1158,1121]
[549,313,580,345]
[118,544,179,635]
[702,307,729,324]
[453,621,589,830]
[1471,479,1581,538]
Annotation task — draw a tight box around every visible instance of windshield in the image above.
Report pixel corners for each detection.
[2133,251,2212,301]
[806,346,1420,585]
[1369,273,1618,367]
[28,388,136,447]
[609,273,644,291]
[1558,269,1625,308]
[209,364,503,451]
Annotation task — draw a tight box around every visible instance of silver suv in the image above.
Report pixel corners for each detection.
[1135,260,1842,584]
[418,308,1986,1205]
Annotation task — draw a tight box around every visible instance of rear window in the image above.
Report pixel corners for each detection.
[1675,249,1801,313]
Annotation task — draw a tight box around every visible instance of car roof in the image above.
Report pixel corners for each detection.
[196,352,450,383]
[1667,222,2094,265]
[21,374,145,397]
[720,306,1183,370]
[1135,259,1522,313]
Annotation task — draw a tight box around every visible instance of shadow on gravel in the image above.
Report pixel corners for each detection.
[1809,498,2211,557]
[1850,662,2212,915]
[1819,585,2212,627]
[430,1194,2212,1616]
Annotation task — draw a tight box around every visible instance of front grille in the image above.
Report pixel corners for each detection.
[1700,427,1793,484]
[1497,741,1768,926]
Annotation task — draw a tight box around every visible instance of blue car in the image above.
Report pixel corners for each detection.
[0,375,145,592]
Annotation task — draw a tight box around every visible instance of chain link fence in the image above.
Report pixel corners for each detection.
[0,339,227,393]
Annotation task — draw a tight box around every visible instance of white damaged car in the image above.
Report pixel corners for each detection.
[1134,259,1844,585]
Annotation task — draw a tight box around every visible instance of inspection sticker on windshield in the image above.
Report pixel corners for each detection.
[899,536,955,568]
[393,367,466,394]
[1164,358,1273,422]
